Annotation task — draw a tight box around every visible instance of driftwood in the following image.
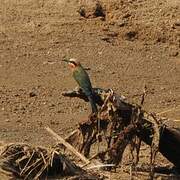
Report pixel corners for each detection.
[0,88,179,179]
[62,87,180,173]
[0,143,101,179]
[0,128,106,179]
[45,127,90,165]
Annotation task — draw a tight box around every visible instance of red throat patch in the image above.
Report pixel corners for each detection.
[68,63,76,69]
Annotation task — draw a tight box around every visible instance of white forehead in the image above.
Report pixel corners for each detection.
[69,58,77,62]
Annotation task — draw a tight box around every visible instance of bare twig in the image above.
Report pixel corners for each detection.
[62,86,180,172]
[45,127,90,165]
[157,105,180,115]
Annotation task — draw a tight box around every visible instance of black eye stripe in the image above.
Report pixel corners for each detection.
[70,61,77,65]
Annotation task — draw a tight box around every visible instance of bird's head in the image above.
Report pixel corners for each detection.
[62,57,81,69]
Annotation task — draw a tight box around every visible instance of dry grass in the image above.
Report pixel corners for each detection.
[0,142,99,179]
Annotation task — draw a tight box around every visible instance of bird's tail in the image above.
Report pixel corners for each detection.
[88,95,98,113]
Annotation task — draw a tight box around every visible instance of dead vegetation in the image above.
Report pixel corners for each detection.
[0,87,180,179]
[63,87,180,178]
[0,142,101,180]
[0,0,179,179]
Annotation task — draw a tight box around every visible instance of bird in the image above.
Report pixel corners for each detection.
[63,57,98,113]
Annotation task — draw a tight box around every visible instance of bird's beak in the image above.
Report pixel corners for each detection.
[62,55,71,63]
[84,67,91,71]
[62,59,70,63]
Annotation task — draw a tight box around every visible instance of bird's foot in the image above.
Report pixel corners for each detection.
[88,112,98,122]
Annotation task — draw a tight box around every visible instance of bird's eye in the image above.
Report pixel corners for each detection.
[70,61,77,66]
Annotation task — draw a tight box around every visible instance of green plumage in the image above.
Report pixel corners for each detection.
[73,65,97,113]
[73,66,92,96]
[63,57,98,113]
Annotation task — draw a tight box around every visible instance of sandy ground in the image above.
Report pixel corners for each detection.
[0,0,180,179]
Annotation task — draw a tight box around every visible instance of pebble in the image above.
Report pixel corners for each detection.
[117,20,126,27]
[123,13,131,19]
[174,21,180,26]
[124,31,137,41]
[107,31,118,37]
[29,91,37,97]
[24,138,29,142]
[170,51,179,57]
[101,36,111,43]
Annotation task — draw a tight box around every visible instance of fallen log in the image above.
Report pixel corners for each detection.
[62,87,180,172]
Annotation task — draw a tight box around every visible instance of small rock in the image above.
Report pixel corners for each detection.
[78,1,105,19]
[123,13,131,19]
[174,21,180,26]
[107,31,118,37]
[57,110,63,113]
[24,137,29,142]
[170,51,179,57]
[29,91,37,97]
[117,20,126,27]
[101,36,111,42]
[5,119,10,122]
[124,31,138,41]
[102,27,109,31]
[78,6,86,17]
[50,120,59,125]
[160,87,166,90]
[37,121,43,127]
[43,61,56,65]
[93,2,106,18]
[109,21,115,25]
[169,46,179,57]
[156,37,166,43]
[16,119,22,123]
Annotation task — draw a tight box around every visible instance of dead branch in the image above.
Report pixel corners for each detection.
[62,87,180,173]
[45,127,90,165]
[0,143,101,179]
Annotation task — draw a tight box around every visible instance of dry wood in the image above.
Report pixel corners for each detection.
[62,87,180,173]
[0,143,101,179]
[45,127,90,165]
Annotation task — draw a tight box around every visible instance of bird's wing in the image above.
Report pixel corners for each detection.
[73,68,93,96]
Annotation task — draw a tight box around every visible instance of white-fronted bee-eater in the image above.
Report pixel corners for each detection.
[63,58,98,113]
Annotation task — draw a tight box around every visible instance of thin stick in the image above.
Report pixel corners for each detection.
[45,127,90,164]
[20,150,35,175]
[24,157,46,180]
[65,129,79,140]
[97,117,101,153]
[87,164,115,170]
[173,119,180,122]
[81,151,106,168]
[157,105,180,115]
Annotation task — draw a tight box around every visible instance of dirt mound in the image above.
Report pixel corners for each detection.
[79,0,179,50]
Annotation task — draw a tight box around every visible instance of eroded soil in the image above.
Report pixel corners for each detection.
[0,0,180,179]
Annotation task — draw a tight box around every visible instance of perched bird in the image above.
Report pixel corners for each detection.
[63,58,98,113]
